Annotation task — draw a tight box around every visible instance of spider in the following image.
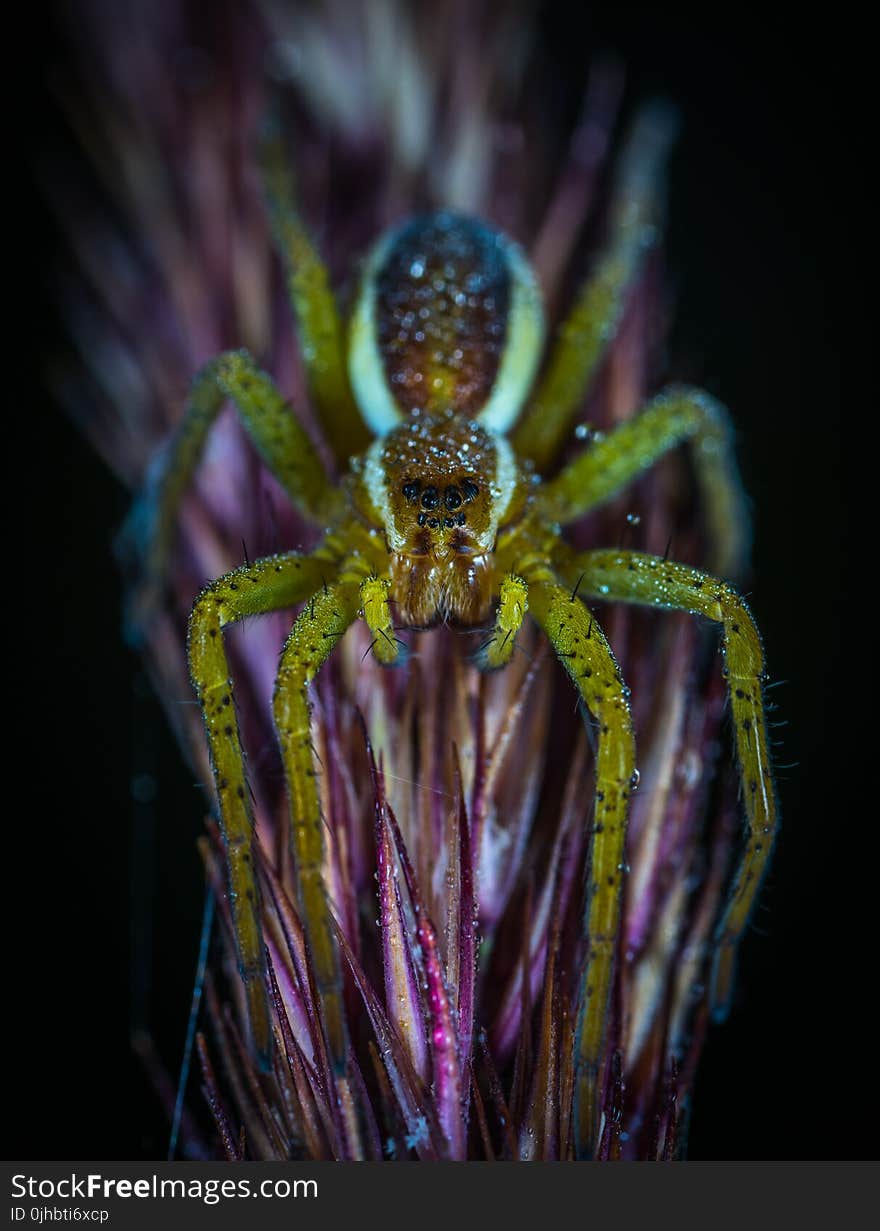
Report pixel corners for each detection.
[133,107,776,1158]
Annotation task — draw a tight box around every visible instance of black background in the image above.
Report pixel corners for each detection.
[16,2,866,1160]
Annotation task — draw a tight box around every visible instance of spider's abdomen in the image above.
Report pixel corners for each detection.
[349,211,544,435]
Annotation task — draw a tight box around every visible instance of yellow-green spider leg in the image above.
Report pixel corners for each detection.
[259,129,372,467]
[536,385,748,578]
[513,103,677,471]
[137,348,344,595]
[272,556,377,1072]
[480,573,528,670]
[360,574,403,666]
[554,548,776,1024]
[516,560,636,1159]
[188,546,345,1068]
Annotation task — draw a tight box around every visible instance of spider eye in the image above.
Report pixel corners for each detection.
[402,480,421,504]
[444,486,462,510]
[421,486,440,510]
[461,479,479,502]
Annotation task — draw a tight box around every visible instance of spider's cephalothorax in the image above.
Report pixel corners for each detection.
[355,412,524,627]
[138,112,777,1158]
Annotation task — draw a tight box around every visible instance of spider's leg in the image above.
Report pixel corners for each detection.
[133,349,345,600]
[555,549,776,1025]
[513,102,677,471]
[477,573,528,670]
[188,546,344,1069]
[272,555,376,1072]
[259,129,371,466]
[536,386,748,578]
[514,559,636,1158]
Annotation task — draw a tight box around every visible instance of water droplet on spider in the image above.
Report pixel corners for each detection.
[574,423,591,441]
[626,512,641,526]
[630,768,640,790]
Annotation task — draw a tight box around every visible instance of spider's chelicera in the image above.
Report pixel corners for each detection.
[133,112,776,1158]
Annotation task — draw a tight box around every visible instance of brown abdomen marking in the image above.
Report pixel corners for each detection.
[375,212,511,416]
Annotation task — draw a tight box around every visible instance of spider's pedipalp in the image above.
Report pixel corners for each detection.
[361,575,406,666]
[478,574,528,671]
[554,549,777,1027]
